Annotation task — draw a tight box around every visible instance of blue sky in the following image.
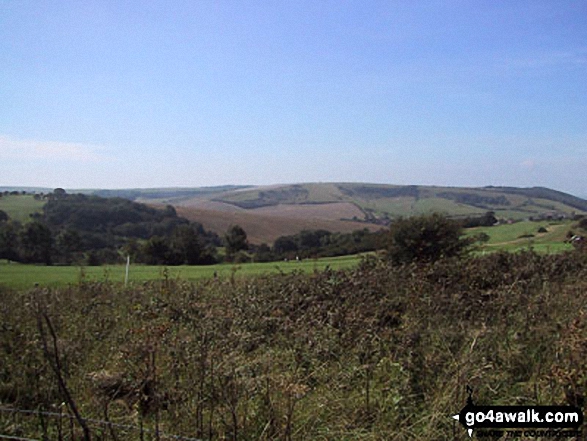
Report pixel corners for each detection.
[1,1,586,196]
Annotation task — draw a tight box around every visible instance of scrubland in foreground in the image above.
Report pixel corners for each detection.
[1,251,586,440]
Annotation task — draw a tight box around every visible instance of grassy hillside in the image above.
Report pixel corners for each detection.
[78,183,584,245]
[0,194,45,222]
[176,183,587,225]
[3,184,586,222]
[71,185,252,202]
[467,220,575,253]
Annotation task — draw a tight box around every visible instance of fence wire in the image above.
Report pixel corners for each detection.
[0,406,203,441]
[0,435,41,441]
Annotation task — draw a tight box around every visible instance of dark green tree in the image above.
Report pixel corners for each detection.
[170,224,203,265]
[298,229,331,250]
[253,243,274,262]
[387,213,472,264]
[224,225,248,256]
[474,232,491,244]
[20,221,53,265]
[121,237,141,262]
[0,221,21,262]
[273,236,298,255]
[52,188,67,199]
[55,229,82,264]
[141,236,170,265]
[163,204,177,217]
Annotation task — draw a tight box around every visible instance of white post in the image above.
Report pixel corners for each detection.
[125,255,130,286]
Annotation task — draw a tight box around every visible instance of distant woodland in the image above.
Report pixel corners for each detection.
[0,190,220,265]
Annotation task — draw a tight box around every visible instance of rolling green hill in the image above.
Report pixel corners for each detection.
[134,183,587,244]
[466,219,575,253]
[3,184,586,245]
[203,183,587,222]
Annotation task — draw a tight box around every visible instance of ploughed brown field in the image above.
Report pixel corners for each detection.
[174,202,381,244]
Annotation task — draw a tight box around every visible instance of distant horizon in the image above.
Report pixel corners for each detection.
[1,181,586,200]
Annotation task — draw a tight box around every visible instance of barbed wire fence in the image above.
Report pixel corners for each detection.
[0,434,41,441]
[0,406,203,441]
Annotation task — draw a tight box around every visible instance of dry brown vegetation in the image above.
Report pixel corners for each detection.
[1,250,586,439]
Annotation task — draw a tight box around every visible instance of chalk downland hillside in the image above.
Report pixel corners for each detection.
[4,184,586,245]
[135,183,587,244]
[203,183,587,218]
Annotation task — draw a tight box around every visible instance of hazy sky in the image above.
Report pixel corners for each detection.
[1,1,586,196]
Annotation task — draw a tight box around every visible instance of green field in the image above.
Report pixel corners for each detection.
[0,254,364,290]
[0,194,45,222]
[0,217,579,290]
[467,219,574,253]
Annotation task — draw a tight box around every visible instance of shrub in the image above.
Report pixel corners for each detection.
[386,213,472,264]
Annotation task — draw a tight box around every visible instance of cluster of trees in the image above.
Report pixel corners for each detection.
[223,225,249,262]
[0,190,28,196]
[0,218,54,264]
[0,190,221,265]
[459,211,498,228]
[386,213,474,264]
[438,192,510,207]
[220,216,474,265]
[254,213,486,264]
[338,184,420,199]
[126,224,218,265]
[0,190,48,201]
[248,228,387,262]
[43,191,189,237]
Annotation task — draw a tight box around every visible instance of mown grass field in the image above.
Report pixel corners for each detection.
[0,254,364,290]
[0,194,45,222]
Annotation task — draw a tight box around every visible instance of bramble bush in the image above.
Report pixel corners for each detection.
[0,250,586,439]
